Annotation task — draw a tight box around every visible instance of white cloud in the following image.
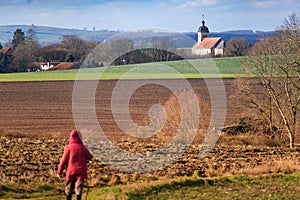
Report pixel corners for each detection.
[201,0,218,5]
[252,0,278,8]
[179,1,199,8]
[177,0,218,9]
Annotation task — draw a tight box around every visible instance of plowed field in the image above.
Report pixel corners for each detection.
[0,79,241,137]
[0,79,299,190]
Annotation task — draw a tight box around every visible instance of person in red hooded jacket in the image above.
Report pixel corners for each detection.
[57,129,93,200]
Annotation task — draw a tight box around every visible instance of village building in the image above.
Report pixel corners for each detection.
[192,17,224,56]
[36,62,77,71]
[0,47,12,55]
[39,62,59,71]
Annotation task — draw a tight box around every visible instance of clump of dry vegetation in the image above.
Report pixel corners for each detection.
[218,117,289,147]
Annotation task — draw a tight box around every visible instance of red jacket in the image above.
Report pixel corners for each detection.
[57,130,93,181]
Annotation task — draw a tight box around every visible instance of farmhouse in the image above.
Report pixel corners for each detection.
[37,62,77,71]
[192,18,224,56]
[0,47,12,55]
[39,62,59,71]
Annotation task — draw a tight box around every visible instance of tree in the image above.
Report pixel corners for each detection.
[65,53,75,62]
[41,43,68,62]
[90,38,134,66]
[26,28,39,43]
[61,35,85,61]
[12,29,25,48]
[225,37,252,57]
[149,37,177,61]
[41,36,98,63]
[11,28,41,72]
[243,13,300,148]
[0,53,12,73]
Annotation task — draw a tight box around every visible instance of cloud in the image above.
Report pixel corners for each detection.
[177,0,218,9]
[202,0,218,5]
[252,0,279,8]
[178,1,199,8]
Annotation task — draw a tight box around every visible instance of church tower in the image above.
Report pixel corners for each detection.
[198,15,209,43]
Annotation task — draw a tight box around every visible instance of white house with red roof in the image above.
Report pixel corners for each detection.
[192,17,224,56]
[36,62,77,71]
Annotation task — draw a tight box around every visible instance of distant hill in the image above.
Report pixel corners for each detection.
[185,30,273,44]
[0,25,118,45]
[0,25,273,47]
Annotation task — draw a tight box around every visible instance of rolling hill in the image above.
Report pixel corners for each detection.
[0,25,273,46]
[0,25,118,45]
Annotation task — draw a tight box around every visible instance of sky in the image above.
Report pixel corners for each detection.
[0,0,299,32]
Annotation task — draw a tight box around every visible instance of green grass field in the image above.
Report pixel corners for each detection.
[3,173,300,199]
[0,57,247,82]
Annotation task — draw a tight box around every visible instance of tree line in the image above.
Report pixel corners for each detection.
[0,29,99,73]
[0,27,254,73]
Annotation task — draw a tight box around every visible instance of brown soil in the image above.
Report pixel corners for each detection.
[0,79,242,138]
[0,79,299,188]
[1,136,299,186]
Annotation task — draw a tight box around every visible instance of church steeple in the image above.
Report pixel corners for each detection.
[198,14,209,42]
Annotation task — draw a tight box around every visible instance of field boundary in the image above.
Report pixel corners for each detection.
[0,57,247,82]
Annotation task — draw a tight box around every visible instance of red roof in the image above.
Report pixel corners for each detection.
[0,47,12,54]
[193,37,222,49]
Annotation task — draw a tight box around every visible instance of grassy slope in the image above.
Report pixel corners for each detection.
[0,57,247,82]
[4,173,300,199]
[84,173,300,200]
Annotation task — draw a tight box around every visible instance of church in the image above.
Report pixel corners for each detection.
[192,17,224,56]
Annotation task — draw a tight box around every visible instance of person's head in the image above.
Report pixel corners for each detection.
[69,129,83,144]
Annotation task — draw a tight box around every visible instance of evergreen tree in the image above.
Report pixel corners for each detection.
[12,29,25,48]
[0,53,12,73]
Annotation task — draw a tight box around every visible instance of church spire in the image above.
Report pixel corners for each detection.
[198,14,209,42]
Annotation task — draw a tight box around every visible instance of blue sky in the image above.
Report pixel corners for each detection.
[0,0,298,32]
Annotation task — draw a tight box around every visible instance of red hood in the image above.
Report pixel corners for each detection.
[69,129,83,144]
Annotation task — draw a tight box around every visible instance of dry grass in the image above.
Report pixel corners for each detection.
[236,159,300,176]
[0,130,68,139]
[217,132,288,147]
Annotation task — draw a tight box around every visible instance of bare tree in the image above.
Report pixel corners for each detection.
[150,37,177,61]
[225,37,252,57]
[61,35,85,62]
[12,41,41,72]
[89,38,134,66]
[26,28,39,43]
[243,13,300,148]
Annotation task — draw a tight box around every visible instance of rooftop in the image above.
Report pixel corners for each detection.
[0,47,12,54]
[193,37,222,49]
